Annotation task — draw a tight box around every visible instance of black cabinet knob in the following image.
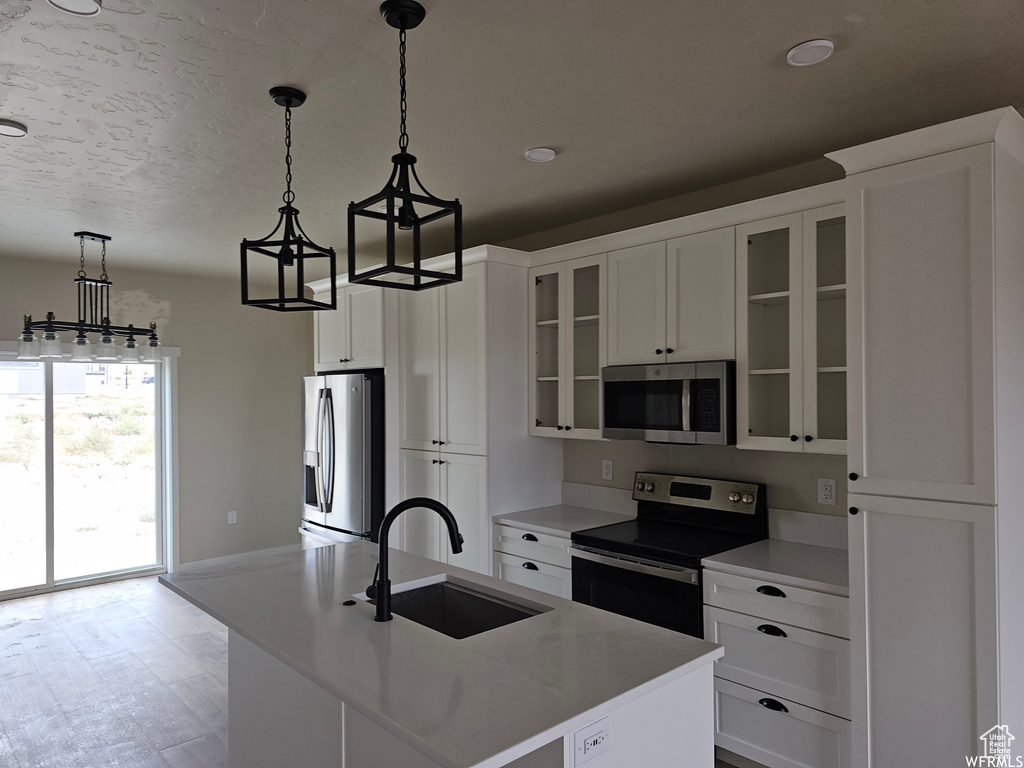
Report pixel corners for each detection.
[655,349,663,355]
[666,348,674,354]
[756,585,787,598]
[522,562,539,571]
[438,460,445,465]
[805,435,813,442]
[556,425,564,431]
[432,459,439,464]
[790,435,799,442]
[522,533,538,542]
[849,506,859,515]
[758,698,789,714]
[438,441,445,445]
[432,440,439,444]
[565,426,572,431]
[849,472,859,481]
[757,624,788,638]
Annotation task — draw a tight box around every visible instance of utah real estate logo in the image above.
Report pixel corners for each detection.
[968,725,1023,767]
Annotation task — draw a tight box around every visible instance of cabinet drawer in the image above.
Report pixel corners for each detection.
[714,678,851,768]
[493,524,571,568]
[492,552,571,599]
[705,606,850,718]
[704,570,849,638]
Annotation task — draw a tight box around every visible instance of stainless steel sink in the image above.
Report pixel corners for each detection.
[385,580,548,639]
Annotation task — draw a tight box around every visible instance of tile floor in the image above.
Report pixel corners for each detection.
[0,577,228,768]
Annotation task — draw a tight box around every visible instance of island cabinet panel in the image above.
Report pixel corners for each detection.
[314,285,384,371]
[845,145,995,504]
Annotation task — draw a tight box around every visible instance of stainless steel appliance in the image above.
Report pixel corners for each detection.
[301,370,385,541]
[601,361,735,444]
[570,472,766,638]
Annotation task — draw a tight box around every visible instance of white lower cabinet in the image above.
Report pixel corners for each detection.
[714,678,851,768]
[398,449,488,575]
[492,522,571,599]
[705,567,850,768]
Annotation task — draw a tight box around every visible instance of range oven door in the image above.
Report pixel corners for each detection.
[570,545,704,638]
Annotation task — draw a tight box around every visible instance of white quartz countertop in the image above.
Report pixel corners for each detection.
[701,539,849,596]
[160,542,721,768]
[492,505,634,537]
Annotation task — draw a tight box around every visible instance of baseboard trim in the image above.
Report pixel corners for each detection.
[176,543,301,572]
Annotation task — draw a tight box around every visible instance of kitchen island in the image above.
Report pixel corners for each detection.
[160,541,722,768]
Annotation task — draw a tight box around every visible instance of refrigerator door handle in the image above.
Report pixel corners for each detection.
[323,388,336,515]
[315,389,326,517]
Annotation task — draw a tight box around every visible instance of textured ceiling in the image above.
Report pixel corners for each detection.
[1,0,1023,279]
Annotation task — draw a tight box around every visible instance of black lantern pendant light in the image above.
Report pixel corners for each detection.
[241,87,337,311]
[347,0,462,291]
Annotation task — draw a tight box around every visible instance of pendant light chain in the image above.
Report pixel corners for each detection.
[399,26,409,152]
[78,235,87,278]
[100,239,108,280]
[283,104,295,204]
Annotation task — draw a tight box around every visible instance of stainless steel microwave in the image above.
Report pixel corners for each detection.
[601,361,735,445]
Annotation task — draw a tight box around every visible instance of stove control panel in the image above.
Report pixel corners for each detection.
[631,472,760,514]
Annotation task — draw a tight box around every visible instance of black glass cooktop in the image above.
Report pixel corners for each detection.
[570,519,763,569]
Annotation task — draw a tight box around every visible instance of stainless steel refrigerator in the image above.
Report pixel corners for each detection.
[301,370,385,542]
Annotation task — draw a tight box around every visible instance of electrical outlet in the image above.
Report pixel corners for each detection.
[574,717,609,766]
[228,510,238,524]
[601,460,613,481]
[817,479,836,506]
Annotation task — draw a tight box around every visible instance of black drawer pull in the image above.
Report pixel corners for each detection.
[522,562,539,571]
[758,698,789,714]
[757,624,788,638]
[756,585,787,598]
[849,506,859,515]
[849,472,858,481]
[522,533,538,542]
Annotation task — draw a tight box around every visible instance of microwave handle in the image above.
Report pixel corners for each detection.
[681,379,691,433]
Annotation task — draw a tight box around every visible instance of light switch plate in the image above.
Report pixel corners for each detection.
[601,460,613,481]
[228,510,238,524]
[574,717,609,765]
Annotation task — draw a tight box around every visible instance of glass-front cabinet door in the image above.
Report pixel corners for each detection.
[528,254,606,439]
[736,207,847,454]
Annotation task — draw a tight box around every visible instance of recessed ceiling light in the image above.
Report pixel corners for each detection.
[46,0,102,17]
[786,39,834,67]
[0,119,28,138]
[525,147,557,163]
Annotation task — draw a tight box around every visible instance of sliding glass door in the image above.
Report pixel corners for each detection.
[0,361,47,593]
[0,359,164,598]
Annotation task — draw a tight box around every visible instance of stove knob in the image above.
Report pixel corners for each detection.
[741,493,755,504]
[728,492,741,503]
[635,480,646,493]
[645,482,655,493]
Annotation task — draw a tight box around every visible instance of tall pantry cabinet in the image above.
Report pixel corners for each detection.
[827,107,1024,767]
[394,250,562,575]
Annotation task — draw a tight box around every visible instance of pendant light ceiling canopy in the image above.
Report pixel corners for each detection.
[240,87,338,312]
[347,0,463,292]
[46,0,102,16]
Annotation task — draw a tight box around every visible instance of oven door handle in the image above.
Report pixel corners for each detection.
[570,545,699,584]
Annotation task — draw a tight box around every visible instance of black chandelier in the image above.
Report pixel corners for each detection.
[241,87,337,311]
[18,232,161,363]
[347,0,462,291]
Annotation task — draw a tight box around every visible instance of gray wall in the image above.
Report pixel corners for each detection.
[564,440,847,516]
[0,255,311,564]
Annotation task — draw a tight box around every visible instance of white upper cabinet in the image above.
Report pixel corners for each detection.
[314,285,383,371]
[666,229,735,362]
[607,242,667,365]
[736,207,846,454]
[528,254,606,440]
[607,230,735,367]
[844,146,994,503]
[399,263,487,456]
